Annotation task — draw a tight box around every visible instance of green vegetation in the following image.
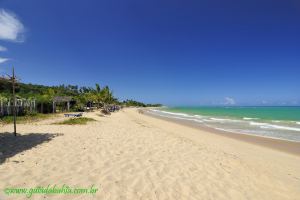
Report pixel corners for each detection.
[0,78,161,115]
[1,77,118,113]
[122,99,162,107]
[54,117,96,125]
[0,113,56,124]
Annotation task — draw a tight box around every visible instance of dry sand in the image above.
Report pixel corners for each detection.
[0,108,300,199]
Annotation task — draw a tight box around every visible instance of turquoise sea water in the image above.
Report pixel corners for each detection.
[166,106,300,121]
[147,106,300,142]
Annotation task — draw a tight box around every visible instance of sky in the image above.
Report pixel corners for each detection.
[0,0,299,106]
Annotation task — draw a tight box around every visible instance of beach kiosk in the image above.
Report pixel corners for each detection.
[52,96,72,113]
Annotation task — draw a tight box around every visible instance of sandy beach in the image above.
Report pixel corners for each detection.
[144,110,300,156]
[1,108,300,200]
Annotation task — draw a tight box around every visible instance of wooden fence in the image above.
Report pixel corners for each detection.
[0,98,36,116]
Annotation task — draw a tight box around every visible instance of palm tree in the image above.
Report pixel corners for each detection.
[74,93,88,111]
[101,86,118,109]
[37,88,55,113]
[93,83,103,108]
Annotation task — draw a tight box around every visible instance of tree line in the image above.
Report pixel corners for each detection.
[0,78,161,114]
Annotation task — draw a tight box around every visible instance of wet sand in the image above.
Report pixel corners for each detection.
[143,109,300,156]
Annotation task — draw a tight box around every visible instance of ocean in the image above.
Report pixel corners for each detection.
[147,106,300,142]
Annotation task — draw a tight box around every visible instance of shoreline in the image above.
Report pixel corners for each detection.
[1,108,300,199]
[142,109,300,156]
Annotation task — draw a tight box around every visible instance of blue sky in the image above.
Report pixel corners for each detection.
[0,0,299,106]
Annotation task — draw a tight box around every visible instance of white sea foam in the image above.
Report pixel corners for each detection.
[250,121,300,132]
[249,122,267,126]
[153,112,203,123]
[149,109,300,141]
[272,120,281,123]
[243,117,259,120]
[210,117,227,121]
[157,110,190,117]
[153,110,207,123]
[210,117,242,123]
[193,115,204,118]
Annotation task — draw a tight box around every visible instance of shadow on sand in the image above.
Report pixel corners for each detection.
[0,132,63,164]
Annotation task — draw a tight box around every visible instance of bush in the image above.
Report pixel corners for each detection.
[54,117,96,125]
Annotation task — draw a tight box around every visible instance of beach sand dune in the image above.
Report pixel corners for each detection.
[0,108,299,199]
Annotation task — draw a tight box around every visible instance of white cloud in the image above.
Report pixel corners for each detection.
[0,57,9,63]
[224,97,236,105]
[261,100,268,105]
[0,45,7,51]
[0,9,25,42]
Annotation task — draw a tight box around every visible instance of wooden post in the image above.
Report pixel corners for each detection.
[53,101,55,113]
[33,99,36,112]
[12,67,17,136]
[7,100,10,115]
[0,99,2,116]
